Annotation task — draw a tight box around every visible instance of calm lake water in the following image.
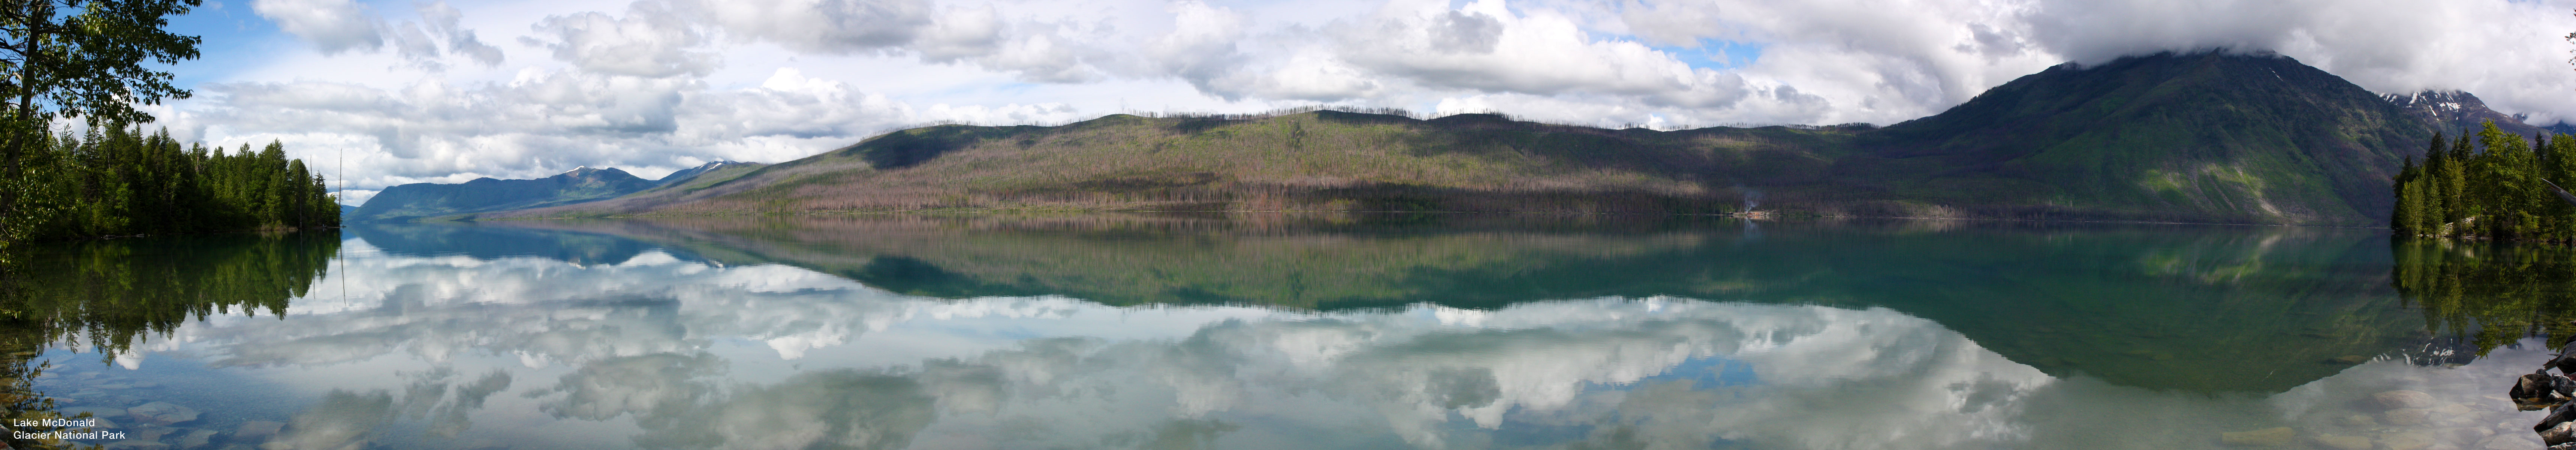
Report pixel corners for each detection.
[2,214,2570,450]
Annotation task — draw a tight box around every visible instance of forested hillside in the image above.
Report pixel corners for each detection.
[492,111,1855,219]
[346,161,770,223]
[10,125,338,240]
[1847,52,2432,224]
[496,52,2464,226]
[348,166,655,223]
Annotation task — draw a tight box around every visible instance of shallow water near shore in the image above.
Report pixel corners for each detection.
[3,213,2569,450]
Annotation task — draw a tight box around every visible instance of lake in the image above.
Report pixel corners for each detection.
[0,213,2563,450]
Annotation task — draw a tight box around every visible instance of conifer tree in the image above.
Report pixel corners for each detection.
[2422,132,2449,233]
[6,124,337,239]
[2387,123,2576,242]
[2445,132,2474,229]
[2401,176,2421,235]
[2545,136,2566,239]
[2474,122,2533,237]
[2395,155,2420,233]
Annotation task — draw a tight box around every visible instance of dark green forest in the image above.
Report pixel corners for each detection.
[2391,121,2576,239]
[10,125,337,240]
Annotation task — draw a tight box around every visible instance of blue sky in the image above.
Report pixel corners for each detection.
[148,0,2576,205]
[1662,39,1764,71]
[157,1,289,88]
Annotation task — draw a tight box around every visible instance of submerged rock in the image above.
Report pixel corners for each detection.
[2384,408,2433,426]
[176,429,216,449]
[2450,426,2497,444]
[2312,434,2372,450]
[233,421,284,441]
[101,441,172,450]
[130,425,174,443]
[2381,432,2437,450]
[2223,427,2296,446]
[62,406,129,419]
[2379,390,2439,410]
[2482,435,2543,450]
[126,402,199,425]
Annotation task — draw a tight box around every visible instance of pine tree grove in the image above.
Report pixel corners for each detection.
[2394,120,2576,240]
[10,124,336,240]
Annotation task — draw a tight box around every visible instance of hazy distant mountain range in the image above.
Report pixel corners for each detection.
[347,161,761,223]
[361,51,2558,226]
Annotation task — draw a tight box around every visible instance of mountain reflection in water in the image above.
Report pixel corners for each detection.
[0,214,2566,449]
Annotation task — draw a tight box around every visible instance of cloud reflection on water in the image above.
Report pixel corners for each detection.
[115,240,2050,449]
[36,232,2542,450]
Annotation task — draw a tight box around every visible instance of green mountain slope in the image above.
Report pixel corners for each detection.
[654,160,763,185]
[525,160,777,216]
[1841,51,2435,224]
[352,167,660,222]
[501,111,1863,217]
[499,51,2488,226]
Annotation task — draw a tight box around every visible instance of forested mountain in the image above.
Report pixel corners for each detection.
[12,126,337,240]
[481,51,2518,226]
[349,161,773,223]
[1843,51,2432,224]
[349,167,657,223]
[657,160,759,184]
[488,110,1847,219]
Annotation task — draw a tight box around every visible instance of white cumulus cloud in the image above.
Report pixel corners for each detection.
[253,0,386,54]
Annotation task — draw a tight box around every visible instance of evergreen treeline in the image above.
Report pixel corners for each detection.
[2392,120,2576,239]
[11,124,337,240]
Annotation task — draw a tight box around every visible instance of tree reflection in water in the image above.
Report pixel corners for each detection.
[2391,238,2576,357]
[0,231,338,450]
[2394,238,2576,448]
